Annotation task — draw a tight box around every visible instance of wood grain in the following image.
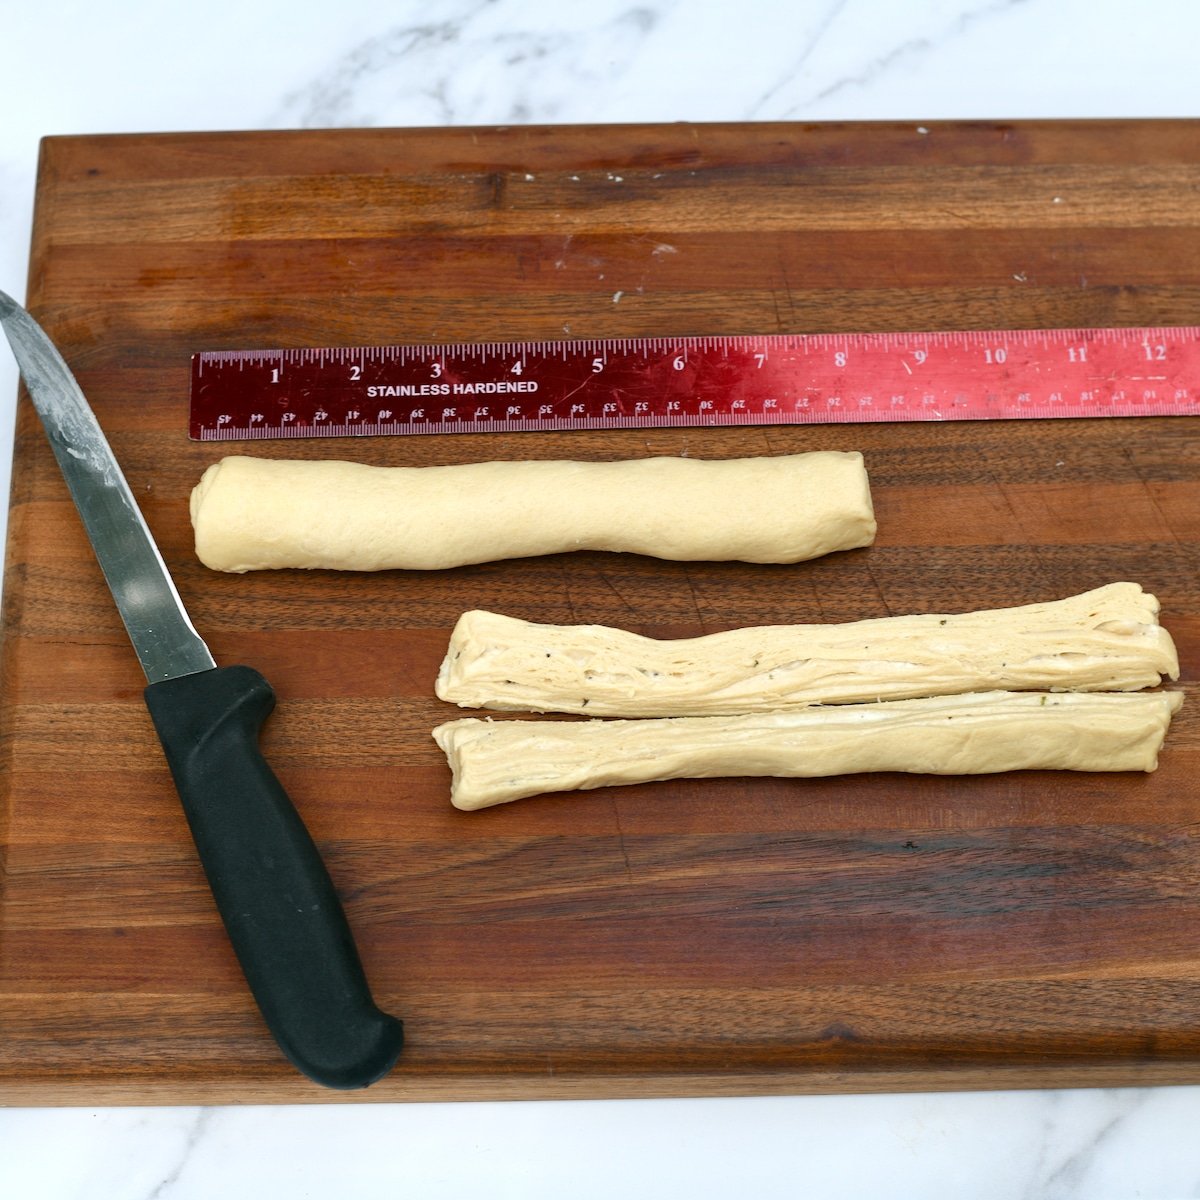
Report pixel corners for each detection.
[4,121,1200,1103]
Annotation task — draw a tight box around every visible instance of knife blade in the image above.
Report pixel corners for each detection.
[0,289,403,1090]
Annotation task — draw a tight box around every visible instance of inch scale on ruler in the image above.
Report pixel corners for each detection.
[189,327,1200,441]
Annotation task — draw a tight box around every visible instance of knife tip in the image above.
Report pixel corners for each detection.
[0,288,19,319]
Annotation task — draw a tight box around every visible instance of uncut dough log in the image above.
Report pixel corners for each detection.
[190,452,876,572]
[433,690,1184,809]
[436,582,1180,716]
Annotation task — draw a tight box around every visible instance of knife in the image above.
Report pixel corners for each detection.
[0,289,404,1090]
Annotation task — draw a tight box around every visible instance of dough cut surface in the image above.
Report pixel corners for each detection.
[436,583,1179,716]
[433,690,1184,809]
[190,451,876,572]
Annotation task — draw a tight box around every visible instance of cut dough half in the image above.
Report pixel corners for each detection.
[191,451,875,572]
[436,583,1179,716]
[433,690,1184,809]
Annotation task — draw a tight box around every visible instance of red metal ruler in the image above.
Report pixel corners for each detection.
[189,327,1200,441]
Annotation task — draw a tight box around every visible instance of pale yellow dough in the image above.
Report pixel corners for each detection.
[436,583,1180,716]
[190,452,876,572]
[433,690,1184,809]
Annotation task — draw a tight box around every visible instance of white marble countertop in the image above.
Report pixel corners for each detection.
[3,2,1200,1196]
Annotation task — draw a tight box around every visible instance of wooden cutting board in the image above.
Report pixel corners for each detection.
[4,121,1200,1105]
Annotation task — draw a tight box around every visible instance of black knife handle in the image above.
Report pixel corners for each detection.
[143,665,403,1090]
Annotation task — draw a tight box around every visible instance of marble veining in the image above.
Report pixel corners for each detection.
[144,1109,211,1200]
[747,0,851,118]
[1021,1089,1147,1199]
[759,0,1036,117]
[275,1,669,128]
[4,1,1200,1197]
[6,1088,1200,1199]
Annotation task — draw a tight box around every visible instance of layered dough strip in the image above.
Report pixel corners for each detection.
[434,690,1184,809]
[436,583,1179,716]
[191,451,876,573]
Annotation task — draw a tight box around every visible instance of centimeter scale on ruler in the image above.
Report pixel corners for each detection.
[189,326,1200,440]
